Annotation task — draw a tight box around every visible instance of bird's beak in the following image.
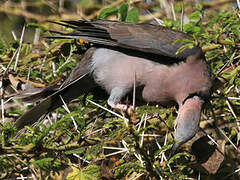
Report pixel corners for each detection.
[171,96,204,155]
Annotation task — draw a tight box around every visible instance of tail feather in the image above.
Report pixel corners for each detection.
[15,73,95,129]
[15,48,97,129]
[15,84,59,103]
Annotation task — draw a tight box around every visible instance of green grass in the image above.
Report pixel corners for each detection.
[0,1,240,179]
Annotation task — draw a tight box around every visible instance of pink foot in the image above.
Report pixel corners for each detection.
[108,100,132,111]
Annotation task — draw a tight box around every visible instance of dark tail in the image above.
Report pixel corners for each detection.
[15,48,97,129]
[15,84,59,103]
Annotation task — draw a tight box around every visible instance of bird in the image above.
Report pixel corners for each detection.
[14,20,214,154]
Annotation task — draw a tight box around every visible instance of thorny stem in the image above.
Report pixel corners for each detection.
[128,124,161,179]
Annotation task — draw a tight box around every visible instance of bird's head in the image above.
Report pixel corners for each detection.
[171,95,204,155]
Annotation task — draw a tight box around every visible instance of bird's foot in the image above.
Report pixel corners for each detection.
[108,101,139,124]
[115,103,131,111]
[108,100,131,111]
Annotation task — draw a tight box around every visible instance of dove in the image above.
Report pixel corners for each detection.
[15,20,213,153]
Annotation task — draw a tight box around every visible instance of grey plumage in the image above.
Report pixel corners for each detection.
[15,20,214,154]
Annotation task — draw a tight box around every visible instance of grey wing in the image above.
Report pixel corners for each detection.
[48,20,201,60]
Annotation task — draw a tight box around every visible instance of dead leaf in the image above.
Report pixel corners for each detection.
[201,140,225,174]
[9,74,20,89]
[17,76,46,88]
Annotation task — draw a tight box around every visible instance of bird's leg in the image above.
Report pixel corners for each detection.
[107,87,140,124]
[107,86,132,110]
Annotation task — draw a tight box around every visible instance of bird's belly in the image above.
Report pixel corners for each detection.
[91,48,156,93]
[142,88,174,105]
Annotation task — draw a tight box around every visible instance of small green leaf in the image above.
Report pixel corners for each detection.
[189,11,202,21]
[173,39,195,45]
[113,162,144,178]
[126,8,139,22]
[175,43,194,55]
[119,2,129,21]
[225,38,234,44]
[98,7,118,19]
[168,152,190,165]
[183,22,205,35]
[32,158,61,171]
[27,22,47,31]
[65,147,86,155]
[231,129,237,136]
[67,165,101,180]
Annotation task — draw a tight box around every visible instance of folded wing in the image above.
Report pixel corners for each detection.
[49,20,200,61]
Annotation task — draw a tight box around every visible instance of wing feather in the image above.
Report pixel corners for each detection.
[49,20,201,60]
